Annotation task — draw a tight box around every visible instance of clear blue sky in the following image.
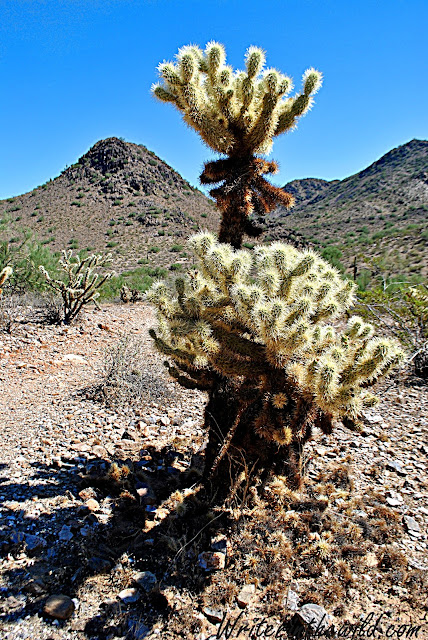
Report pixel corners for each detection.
[1,0,427,199]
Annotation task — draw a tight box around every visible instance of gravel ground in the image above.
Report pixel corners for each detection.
[0,302,427,639]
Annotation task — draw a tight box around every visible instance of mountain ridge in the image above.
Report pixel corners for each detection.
[0,137,426,280]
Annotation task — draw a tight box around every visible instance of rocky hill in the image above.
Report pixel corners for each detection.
[269,139,428,280]
[0,138,218,272]
[1,137,426,282]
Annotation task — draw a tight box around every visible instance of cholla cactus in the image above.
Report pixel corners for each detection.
[0,266,12,296]
[39,250,114,324]
[152,42,322,247]
[148,233,404,493]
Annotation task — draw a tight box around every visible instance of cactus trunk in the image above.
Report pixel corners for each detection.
[203,379,308,502]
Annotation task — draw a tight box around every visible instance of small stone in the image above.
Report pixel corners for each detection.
[121,430,135,441]
[133,571,157,592]
[386,460,407,476]
[237,584,256,608]
[198,551,226,571]
[44,594,75,620]
[118,587,140,604]
[285,589,300,611]
[210,535,228,553]
[365,552,378,568]
[203,607,224,623]
[58,525,73,542]
[85,498,100,512]
[24,533,47,553]
[160,416,170,427]
[386,490,403,507]
[403,516,422,536]
[297,603,331,633]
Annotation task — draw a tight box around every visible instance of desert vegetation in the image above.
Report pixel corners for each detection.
[0,40,426,640]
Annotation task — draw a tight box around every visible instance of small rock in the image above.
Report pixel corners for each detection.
[160,416,170,427]
[386,460,407,476]
[58,525,73,542]
[133,571,157,592]
[386,490,403,507]
[297,603,332,633]
[237,584,255,608]
[403,516,422,537]
[365,552,378,568]
[198,551,226,571]
[92,445,108,458]
[44,594,75,620]
[85,498,100,512]
[210,535,228,553]
[24,533,47,553]
[203,607,224,623]
[121,430,136,441]
[285,589,300,611]
[118,588,140,604]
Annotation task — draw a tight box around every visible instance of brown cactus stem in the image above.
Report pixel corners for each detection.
[200,154,294,249]
[202,375,315,504]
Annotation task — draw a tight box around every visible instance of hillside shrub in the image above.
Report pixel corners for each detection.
[149,41,405,500]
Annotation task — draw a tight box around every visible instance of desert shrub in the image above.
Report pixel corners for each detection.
[96,335,156,406]
[357,283,428,378]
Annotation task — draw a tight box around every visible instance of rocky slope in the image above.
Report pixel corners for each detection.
[270,139,428,280]
[0,138,218,272]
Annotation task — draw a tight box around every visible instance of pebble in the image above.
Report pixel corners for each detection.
[236,584,256,608]
[43,594,75,620]
[58,525,73,542]
[297,603,332,632]
[285,589,300,611]
[403,515,422,537]
[198,551,226,571]
[118,588,141,604]
[133,571,157,592]
[386,459,407,476]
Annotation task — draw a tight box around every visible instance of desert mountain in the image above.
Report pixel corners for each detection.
[0,138,218,271]
[269,139,428,280]
[1,137,426,280]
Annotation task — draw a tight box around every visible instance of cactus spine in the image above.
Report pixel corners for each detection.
[152,43,322,248]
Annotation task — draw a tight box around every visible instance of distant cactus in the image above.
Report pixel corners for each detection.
[148,233,404,493]
[152,42,322,248]
[0,266,12,296]
[39,250,114,324]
